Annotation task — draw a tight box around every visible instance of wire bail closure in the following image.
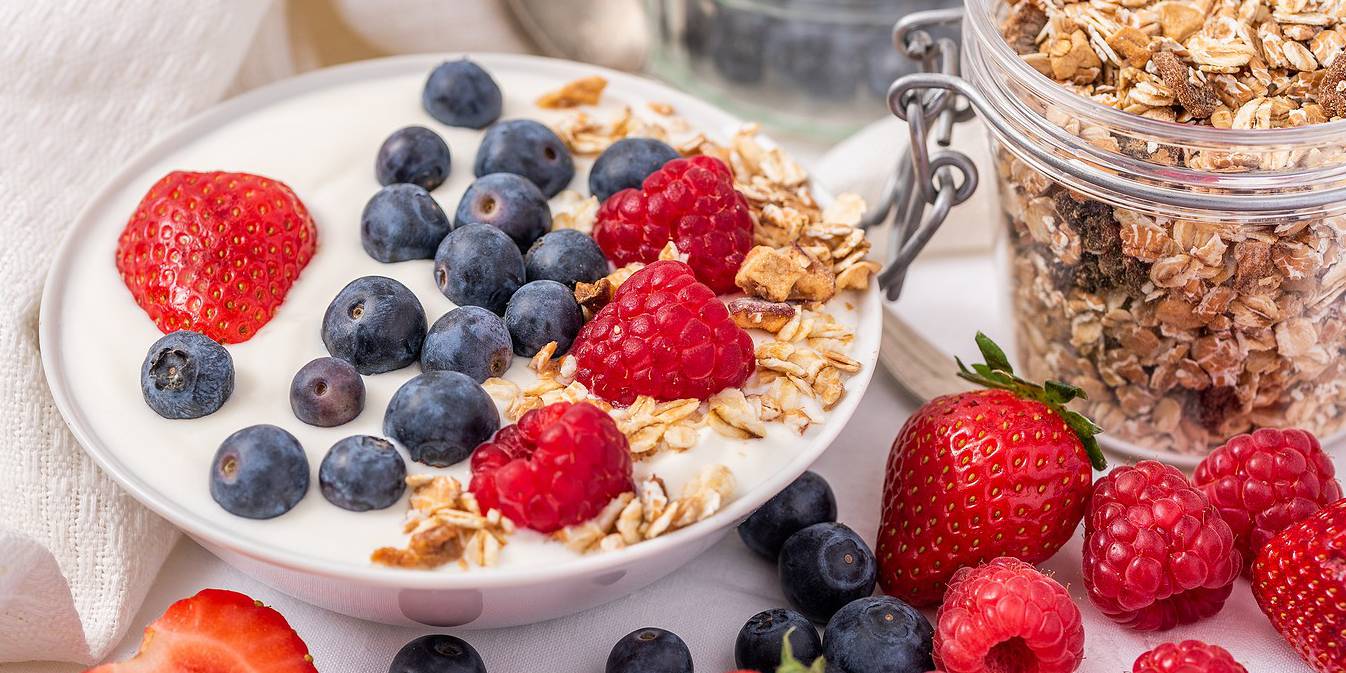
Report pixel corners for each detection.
[865,8,979,301]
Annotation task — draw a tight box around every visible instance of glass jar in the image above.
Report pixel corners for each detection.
[646,0,961,140]
[959,0,1346,456]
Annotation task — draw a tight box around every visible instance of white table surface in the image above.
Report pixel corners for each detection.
[11,364,1318,673]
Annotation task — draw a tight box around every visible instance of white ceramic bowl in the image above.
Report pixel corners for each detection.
[39,53,882,627]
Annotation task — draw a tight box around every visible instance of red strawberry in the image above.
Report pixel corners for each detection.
[470,401,634,533]
[115,171,317,344]
[1253,497,1346,673]
[84,588,316,672]
[572,260,755,404]
[592,155,753,294]
[876,333,1104,607]
[1193,427,1341,571]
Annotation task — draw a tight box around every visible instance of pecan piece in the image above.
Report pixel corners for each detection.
[1318,52,1346,117]
[1152,51,1218,118]
[726,297,797,333]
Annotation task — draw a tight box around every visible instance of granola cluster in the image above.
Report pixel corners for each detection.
[371,475,515,569]
[554,466,736,553]
[997,0,1346,454]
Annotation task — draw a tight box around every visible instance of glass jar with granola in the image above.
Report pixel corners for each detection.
[960,0,1346,455]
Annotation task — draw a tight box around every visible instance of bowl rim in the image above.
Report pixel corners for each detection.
[38,52,883,590]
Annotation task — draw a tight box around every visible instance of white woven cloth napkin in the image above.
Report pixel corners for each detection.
[0,1,293,663]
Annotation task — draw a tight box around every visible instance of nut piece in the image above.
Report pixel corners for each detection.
[727,297,798,333]
[1152,51,1219,119]
[536,75,607,109]
[1159,2,1204,42]
[1319,52,1346,117]
[735,245,836,303]
[575,277,614,312]
[1107,26,1153,68]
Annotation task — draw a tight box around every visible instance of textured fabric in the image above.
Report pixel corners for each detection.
[0,0,284,663]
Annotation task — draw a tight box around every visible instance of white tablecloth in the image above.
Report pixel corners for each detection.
[13,370,1316,673]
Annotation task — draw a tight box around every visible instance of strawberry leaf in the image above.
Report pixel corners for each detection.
[775,628,826,673]
[956,333,1107,471]
[975,331,1014,373]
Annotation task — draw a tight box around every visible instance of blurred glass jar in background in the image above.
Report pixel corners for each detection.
[646,0,961,140]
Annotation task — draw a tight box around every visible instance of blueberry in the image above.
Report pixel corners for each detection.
[765,19,865,101]
[322,276,427,374]
[778,522,877,623]
[319,435,406,512]
[434,223,525,315]
[361,183,451,263]
[735,608,822,672]
[524,229,608,289]
[422,306,513,382]
[738,471,837,560]
[376,126,452,191]
[209,425,308,519]
[823,597,934,673]
[389,634,486,673]
[139,330,234,419]
[588,138,679,202]
[474,119,574,197]
[708,7,772,84]
[422,59,502,129]
[384,371,499,467]
[605,628,692,673]
[290,357,365,427]
[454,173,552,250]
[504,280,583,357]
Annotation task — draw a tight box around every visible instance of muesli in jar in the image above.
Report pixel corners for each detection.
[991,0,1346,454]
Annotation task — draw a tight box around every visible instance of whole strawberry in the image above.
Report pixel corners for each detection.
[592,155,753,294]
[1253,497,1346,673]
[116,171,318,344]
[572,260,755,404]
[1193,427,1340,571]
[876,333,1104,607]
[1083,461,1240,631]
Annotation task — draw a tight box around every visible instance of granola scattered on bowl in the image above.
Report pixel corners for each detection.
[372,78,878,568]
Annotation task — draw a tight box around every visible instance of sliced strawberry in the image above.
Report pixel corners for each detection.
[115,171,317,344]
[84,589,316,673]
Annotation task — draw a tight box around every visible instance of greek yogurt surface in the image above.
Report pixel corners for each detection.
[47,56,881,572]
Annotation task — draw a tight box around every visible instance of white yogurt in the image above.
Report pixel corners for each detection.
[48,61,875,572]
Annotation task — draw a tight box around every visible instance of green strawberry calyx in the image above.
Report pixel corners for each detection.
[955,332,1107,471]
[774,628,825,673]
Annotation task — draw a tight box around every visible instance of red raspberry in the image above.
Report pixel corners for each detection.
[115,171,317,344]
[1193,427,1341,571]
[572,260,755,405]
[469,401,633,533]
[592,155,753,294]
[934,557,1085,673]
[1082,461,1241,631]
[1132,641,1248,673]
